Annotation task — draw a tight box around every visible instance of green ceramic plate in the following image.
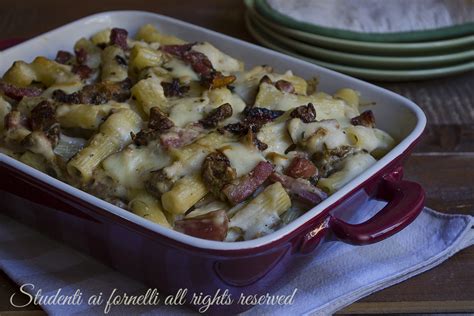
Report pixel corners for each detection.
[245,13,474,81]
[248,10,474,70]
[255,0,474,43]
[245,0,474,56]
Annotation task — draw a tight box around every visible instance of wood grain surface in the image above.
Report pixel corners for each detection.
[0,0,473,314]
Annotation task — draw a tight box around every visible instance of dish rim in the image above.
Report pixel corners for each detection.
[0,10,427,251]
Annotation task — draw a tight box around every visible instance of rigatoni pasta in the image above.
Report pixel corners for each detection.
[67,108,142,181]
[0,24,396,242]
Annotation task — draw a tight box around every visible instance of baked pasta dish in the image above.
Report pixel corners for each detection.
[0,25,396,241]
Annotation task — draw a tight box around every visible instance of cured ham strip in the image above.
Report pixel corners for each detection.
[0,82,42,101]
[270,172,327,206]
[285,157,318,179]
[175,209,229,241]
[110,28,128,50]
[222,161,273,205]
[159,124,204,149]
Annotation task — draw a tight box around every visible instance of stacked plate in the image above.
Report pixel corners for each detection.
[244,0,474,81]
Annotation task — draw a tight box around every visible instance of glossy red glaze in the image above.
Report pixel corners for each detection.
[0,38,425,313]
[329,177,425,245]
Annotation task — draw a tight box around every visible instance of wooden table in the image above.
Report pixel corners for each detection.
[1,0,473,314]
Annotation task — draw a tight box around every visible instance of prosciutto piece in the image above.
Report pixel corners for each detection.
[222,161,273,205]
[74,47,88,65]
[175,209,229,241]
[270,172,327,206]
[0,82,43,101]
[159,124,204,149]
[274,79,295,93]
[285,157,318,179]
[110,28,128,50]
[55,50,73,64]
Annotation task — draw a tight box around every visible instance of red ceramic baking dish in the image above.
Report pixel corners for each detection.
[0,11,426,314]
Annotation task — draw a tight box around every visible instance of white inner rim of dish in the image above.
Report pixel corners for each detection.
[0,11,427,251]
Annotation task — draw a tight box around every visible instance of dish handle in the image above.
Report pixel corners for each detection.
[329,171,425,245]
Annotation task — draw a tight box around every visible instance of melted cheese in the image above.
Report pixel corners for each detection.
[192,42,243,73]
[288,118,350,153]
[164,145,210,180]
[168,89,246,128]
[56,102,129,130]
[258,121,293,155]
[318,153,376,193]
[345,126,395,155]
[220,142,265,177]
[163,58,199,81]
[255,83,311,111]
[311,92,359,126]
[74,38,102,69]
[232,65,272,104]
[42,81,84,98]
[102,142,171,189]
[164,132,229,180]
[267,70,307,95]
[255,84,359,125]
[168,96,209,127]
[227,182,291,241]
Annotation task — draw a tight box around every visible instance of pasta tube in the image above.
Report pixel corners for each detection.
[164,132,229,179]
[129,46,163,72]
[19,151,49,174]
[74,38,102,69]
[3,57,78,87]
[227,182,291,241]
[136,24,186,45]
[318,152,376,194]
[334,88,360,108]
[90,28,111,46]
[345,125,395,155]
[161,174,208,215]
[101,46,128,82]
[131,77,168,115]
[2,61,37,86]
[57,102,129,130]
[129,192,171,228]
[67,109,142,181]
